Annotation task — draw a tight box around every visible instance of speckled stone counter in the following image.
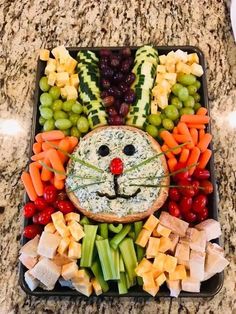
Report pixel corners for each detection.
[0,0,235,313]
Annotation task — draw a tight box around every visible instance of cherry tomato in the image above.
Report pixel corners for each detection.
[32,213,40,224]
[193,168,210,180]
[179,196,192,213]
[197,207,209,222]
[200,180,213,195]
[184,211,197,223]
[23,224,43,239]
[23,202,36,218]
[192,194,207,213]
[57,200,74,214]
[192,180,200,196]
[178,179,195,197]
[169,188,181,202]
[173,162,189,182]
[34,197,47,211]
[38,207,55,225]
[43,185,58,203]
[168,201,181,218]
[109,158,124,175]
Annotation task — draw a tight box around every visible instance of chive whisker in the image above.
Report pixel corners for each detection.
[39,160,66,176]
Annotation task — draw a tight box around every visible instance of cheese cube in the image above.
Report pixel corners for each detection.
[135,229,152,247]
[52,253,73,266]
[91,278,102,295]
[182,277,200,292]
[70,73,79,87]
[24,270,39,291]
[187,53,199,65]
[19,254,38,270]
[155,273,166,287]
[143,215,160,232]
[155,73,165,83]
[51,211,65,223]
[151,100,158,114]
[166,279,181,297]
[205,248,229,274]
[163,255,177,273]
[60,87,67,99]
[175,49,188,63]
[163,72,177,84]
[142,271,156,287]
[39,49,50,61]
[176,62,191,74]
[175,243,190,263]
[152,227,160,237]
[156,65,166,73]
[72,281,93,297]
[20,235,39,257]
[159,237,172,253]
[191,63,204,77]
[159,55,167,64]
[65,212,80,223]
[153,253,166,272]
[143,283,159,297]
[189,250,205,281]
[159,212,189,237]
[52,45,69,64]
[54,220,70,238]
[178,259,190,270]
[64,57,77,74]
[146,237,160,257]
[156,224,171,238]
[165,62,176,73]
[68,221,84,241]
[61,261,79,280]
[68,241,81,259]
[37,231,61,259]
[159,79,171,93]
[135,258,153,276]
[195,219,221,241]
[56,63,66,73]
[47,58,57,66]
[169,265,187,281]
[57,237,70,255]
[168,233,179,254]
[157,94,168,109]
[65,85,78,100]
[45,63,56,75]
[56,72,70,87]
[167,51,176,62]
[44,222,56,234]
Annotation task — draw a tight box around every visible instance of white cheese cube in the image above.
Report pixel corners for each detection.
[39,49,50,61]
[65,85,78,100]
[56,62,66,73]
[165,62,176,73]
[45,63,56,75]
[52,254,73,266]
[20,235,39,257]
[54,220,70,238]
[44,222,56,234]
[157,94,169,109]
[65,212,80,223]
[189,250,205,281]
[191,63,204,77]
[51,211,65,223]
[205,249,229,274]
[61,261,79,280]
[166,279,181,297]
[182,277,200,292]
[174,49,188,63]
[57,236,70,255]
[156,65,166,73]
[155,73,165,83]
[61,87,67,99]
[206,242,224,256]
[175,243,190,263]
[19,253,38,269]
[168,233,179,254]
[25,270,39,291]
[68,221,85,241]
[195,219,221,241]
[92,278,102,295]
[151,100,158,114]
[37,231,61,259]
[159,212,189,237]
[72,280,93,297]
[52,45,69,64]
[68,241,81,259]
[47,72,57,86]
[159,55,167,64]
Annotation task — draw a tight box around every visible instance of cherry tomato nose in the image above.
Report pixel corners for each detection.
[109,158,124,175]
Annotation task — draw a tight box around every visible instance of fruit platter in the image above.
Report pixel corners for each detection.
[19,45,229,297]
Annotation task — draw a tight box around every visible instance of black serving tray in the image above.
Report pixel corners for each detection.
[19,46,224,298]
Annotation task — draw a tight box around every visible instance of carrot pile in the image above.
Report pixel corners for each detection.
[161,108,212,174]
[21,130,78,201]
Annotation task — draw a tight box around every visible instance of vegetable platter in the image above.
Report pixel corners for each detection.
[19,45,228,298]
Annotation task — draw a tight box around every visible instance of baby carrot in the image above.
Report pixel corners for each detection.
[177,122,194,149]
[68,136,79,153]
[189,128,198,146]
[35,133,43,143]
[199,129,205,141]
[173,134,190,143]
[33,142,42,154]
[42,140,61,151]
[180,114,210,124]
[31,161,42,169]
[41,130,65,142]
[58,138,70,164]
[173,127,178,134]
[186,123,206,129]
[54,178,65,190]
[160,130,181,155]
[161,144,175,159]
[31,151,47,161]
[198,149,212,169]
[197,133,212,152]
[168,157,178,172]
[197,107,208,115]
[47,149,66,180]
[179,148,190,164]
[187,147,201,175]
[41,157,53,181]
[21,172,37,201]
[29,163,44,196]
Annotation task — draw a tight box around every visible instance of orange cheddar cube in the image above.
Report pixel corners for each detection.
[156,224,171,238]
[153,253,166,272]
[135,258,153,276]
[159,237,172,253]
[135,229,152,247]
[163,255,177,273]
[143,215,159,232]
[146,237,160,258]
[168,265,187,281]
[155,273,166,287]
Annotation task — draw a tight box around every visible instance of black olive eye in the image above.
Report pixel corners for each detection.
[98,145,110,157]
[123,144,135,156]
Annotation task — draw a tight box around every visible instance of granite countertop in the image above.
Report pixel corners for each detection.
[0,0,236,313]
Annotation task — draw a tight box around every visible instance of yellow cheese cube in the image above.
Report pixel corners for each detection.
[39,49,50,61]
[153,253,166,272]
[191,63,204,77]
[163,73,177,84]
[45,63,56,75]
[157,94,168,109]
[56,62,66,73]
[155,273,166,286]
[156,224,171,238]
[151,100,158,114]
[65,212,80,223]
[159,79,171,93]
[60,87,67,99]
[64,57,77,74]
[159,237,172,253]
[75,269,90,283]
[142,271,156,287]
[68,241,81,259]
[51,211,65,223]
[52,45,69,64]
[47,58,57,66]
[143,215,160,232]
[152,228,160,237]
[57,236,70,255]
[44,222,56,233]
[156,65,166,73]
[143,283,159,297]
[65,85,78,100]
[135,258,153,276]
[72,281,93,297]
[146,237,160,258]
[61,261,79,280]
[68,221,85,241]
[70,73,79,87]
[176,62,191,74]
[174,49,188,63]
[48,72,57,86]
[54,220,70,238]
[56,72,70,87]
[165,62,176,73]
[168,265,187,280]
[135,229,152,247]
[155,73,165,83]
[91,278,102,295]
[163,255,177,273]
[159,55,167,64]
[187,53,199,65]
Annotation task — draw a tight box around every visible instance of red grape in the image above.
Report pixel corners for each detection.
[193,168,210,180]
[121,60,131,73]
[119,102,130,117]
[125,73,136,85]
[101,90,109,99]
[102,96,115,107]
[108,115,124,125]
[192,194,207,213]
[107,107,118,117]
[110,55,121,67]
[23,202,36,218]
[169,188,181,202]
[43,185,58,203]
[179,196,193,213]
[101,78,111,89]
[197,207,209,222]
[113,72,124,83]
[23,224,43,239]
[102,67,114,78]
[57,200,74,214]
[168,201,181,218]
[200,180,213,194]
[100,49,112,57]
[124,89,135,103]
[184,211,197,223]
[34,197,47,211]
[118,83,129,93]
[38,207,55,225]
[120,47,131,57]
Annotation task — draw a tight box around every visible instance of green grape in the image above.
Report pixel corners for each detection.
[62,99,76,112]
[49,86,61,100]
[40,92,53,107]
[180,107,195,115]
[43,119,55,131]
[39,76,50,92]
[183,96,195,108]
[52,99,63,111]
[39,116,46,126]
[162,118,174,131]
[194,103,202,112]
[39,104,46,111]
[194,80,201,90]
[148,114,162,127]
[193,93,201,102]
[164,105,179,121]
[177,74,197,86]
[71,126,81,138]
[160,113,167,120]
[177,87,189,101]
[55,119,72,130]
[171,96,183,110]
[172,83,183,96]
[187,85,197,95]
[69,113,80,126]
[146,124,158,137]
[62,129,71,136]
[40,107,53,120]
[72,102,83,114]
[54,110,68,120]
[77,116,89,133]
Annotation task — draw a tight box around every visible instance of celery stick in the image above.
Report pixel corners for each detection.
[80,216,91,226]
[108,223,123,233]
[80,225,98,267]
[96,239,116,280]
[118,272,128,294]
[96,235,104,241]
[136,246,145,262]
[134,221,143,239]
[98,223,108,239]
[125,272,131,289]
[111,248,120,280]
[91,260,109,293]
[119,238,137,282]
[128,231,135,240]
[110,224,131,250]
[119,254,125,272]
